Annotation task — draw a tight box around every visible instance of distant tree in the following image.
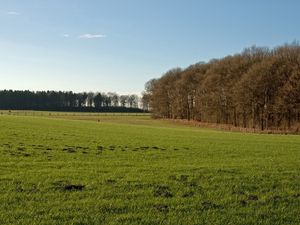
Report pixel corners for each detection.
[93,93,104,108]
[77,92,88,108]
[108,92,119,107]
[141,91,150,111]
[128,95,139,108]
[86,92,95,107]
[119,95,128,107]
[102,93,111,107]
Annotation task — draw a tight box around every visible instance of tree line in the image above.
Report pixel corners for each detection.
[143,43,300,131]
[0,90,145,112]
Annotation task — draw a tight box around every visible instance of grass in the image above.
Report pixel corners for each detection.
[0,112,299,224]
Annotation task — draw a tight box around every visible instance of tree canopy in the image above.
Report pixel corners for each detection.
[143,43,300,131]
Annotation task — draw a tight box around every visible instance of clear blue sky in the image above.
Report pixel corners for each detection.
[0,0,299,94]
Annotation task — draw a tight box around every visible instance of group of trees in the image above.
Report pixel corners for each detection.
[0,90,144,112]
[143,43,300,131]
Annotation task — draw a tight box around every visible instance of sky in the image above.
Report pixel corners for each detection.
[0,0,300,95]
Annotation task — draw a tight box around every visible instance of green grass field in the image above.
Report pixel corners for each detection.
[0,112,299,225]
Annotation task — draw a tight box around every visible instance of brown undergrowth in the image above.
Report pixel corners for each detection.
[162,119,300,134]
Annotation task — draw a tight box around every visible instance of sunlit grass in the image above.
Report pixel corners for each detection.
[0,113,299,224]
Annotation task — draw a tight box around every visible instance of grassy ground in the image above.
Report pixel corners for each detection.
[0,112,299,225]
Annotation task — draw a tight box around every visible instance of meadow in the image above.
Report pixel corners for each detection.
[0,111,299,225]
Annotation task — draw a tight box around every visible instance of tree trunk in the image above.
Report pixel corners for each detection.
[287,109,292,129]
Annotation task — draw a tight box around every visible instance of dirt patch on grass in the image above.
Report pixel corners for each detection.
[200,201,222,210]
[153,185,173,198]
[182,191,195,198]
[154,204,169,213]
[105,179,117,185]
[248,195,259,201]
[62,147,76,153]
[63,184,85,191]
[53,181,85,191]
